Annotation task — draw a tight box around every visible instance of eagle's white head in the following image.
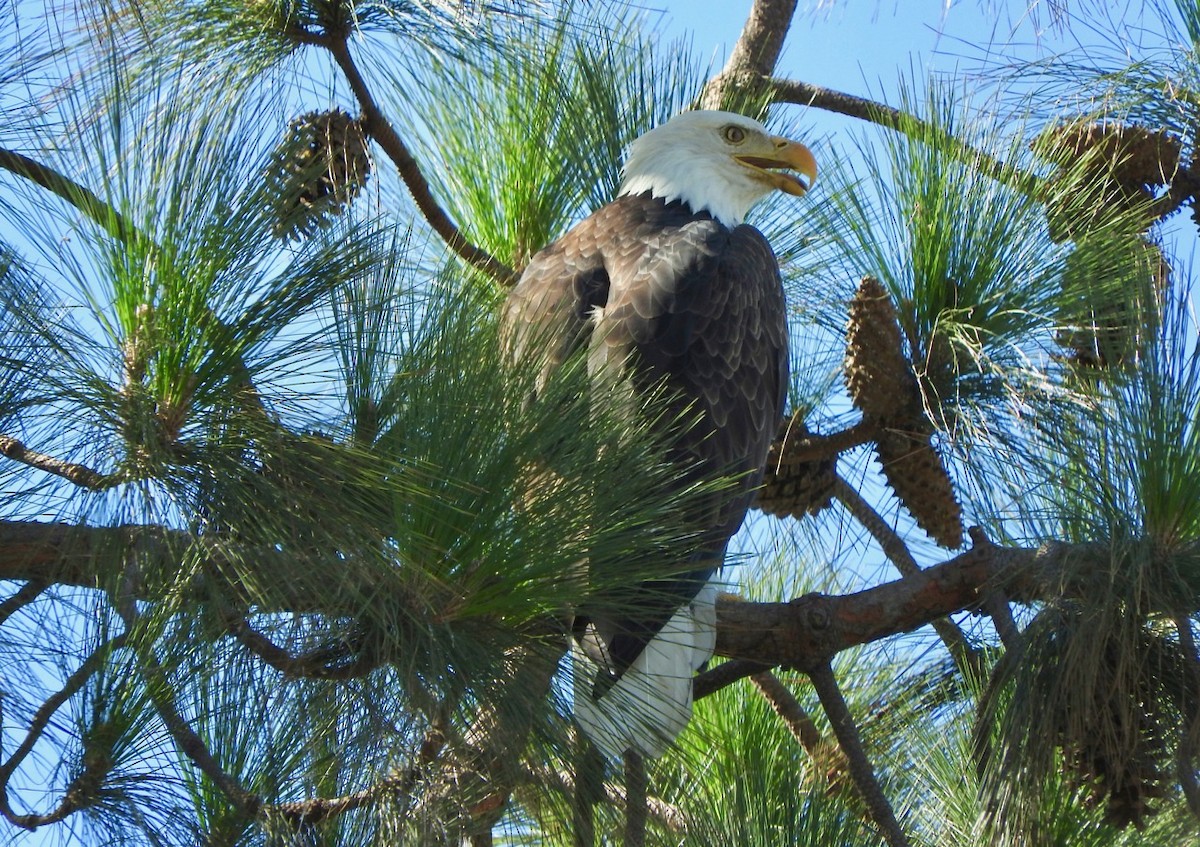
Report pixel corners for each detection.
[617,110,817,227]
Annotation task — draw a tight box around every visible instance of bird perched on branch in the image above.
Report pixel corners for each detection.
[503,109,816,757]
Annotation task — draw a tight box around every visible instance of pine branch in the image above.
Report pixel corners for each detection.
[808,662,910,847]
[114,586,261,819]
[0,517,1094,675]
[769,74,1200,226]
[0,580,47,627]
[773,418,878,464]
[313,31,516,285]
[269,722,445,827]
[270,769,420,826]
[450,647,560,840]
[223,614,381,680]
[766,76,1039,194]
[0,151,279,445]
[712,534,1082,669]
[0,147,138,244]
[694,658,771,700]
[750,670,825,752]
[540,759,686,836]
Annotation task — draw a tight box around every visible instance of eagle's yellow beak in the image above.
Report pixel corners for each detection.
[735,137,818,197]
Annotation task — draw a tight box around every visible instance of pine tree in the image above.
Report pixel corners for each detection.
[1,2,1199,845]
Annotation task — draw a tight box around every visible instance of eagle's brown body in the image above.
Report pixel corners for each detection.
[504,192,788,672]
[501,109,810,757]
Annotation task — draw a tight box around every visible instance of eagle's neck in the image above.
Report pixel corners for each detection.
[618,162,758,228]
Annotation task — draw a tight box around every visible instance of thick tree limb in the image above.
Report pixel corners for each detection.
[830,474,978,671]
[0,518,1088,680]
[712,534,1073,669]
[699,0,798,111]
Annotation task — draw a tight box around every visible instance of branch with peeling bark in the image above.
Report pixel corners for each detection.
[713,529,1057,673]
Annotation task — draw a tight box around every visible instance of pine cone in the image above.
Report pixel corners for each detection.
[755,415,836,519]
[875,423,963,549]
[1036,121,1181,188]
[844,276,922,421]
[1036,122,1179,240]
[267,108,371,240]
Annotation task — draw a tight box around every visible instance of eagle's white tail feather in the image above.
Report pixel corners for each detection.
[573,581,718,759]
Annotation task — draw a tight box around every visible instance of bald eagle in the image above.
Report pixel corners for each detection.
[503,110,816,757]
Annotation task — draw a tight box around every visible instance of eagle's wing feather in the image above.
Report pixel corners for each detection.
[501,212,611,397]
[601,213,788,541]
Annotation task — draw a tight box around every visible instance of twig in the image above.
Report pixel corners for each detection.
[271,720,445,827]
[224,615,380,680]
[271,770,419,825]
[0,580,47,627]
[316,33,515,285]
[750,670,824,752]
[807,662,911,847]
[622,748,647,847]
[0,148,137,244]
[450,646,560,840]
[1146,161,1200,222]
[115,594,261,819]
[0,434,117,491]
[0,633,129,830]
[767,77,1039,195]
[694,658,771,700]
[770,418,879,465]
[830,473,979,673]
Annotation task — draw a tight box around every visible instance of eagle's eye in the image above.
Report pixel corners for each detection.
[721,125,746,144]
